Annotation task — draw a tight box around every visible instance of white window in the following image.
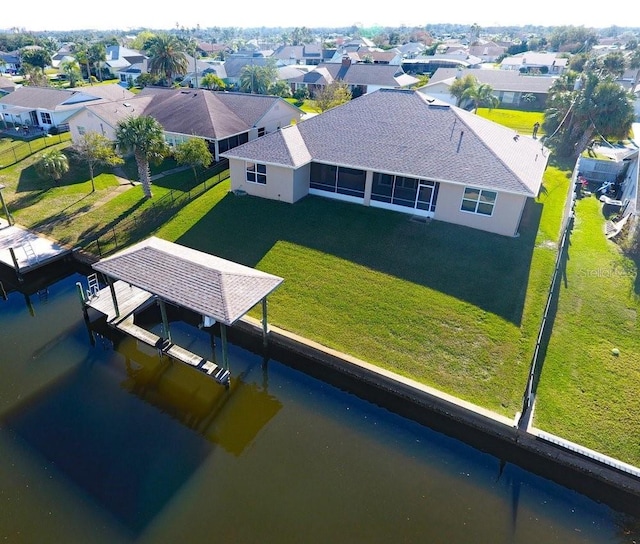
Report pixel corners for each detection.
[40,112,52,125]
[246,162,266,184]
[461,187,497,216]
[77,126,86,135]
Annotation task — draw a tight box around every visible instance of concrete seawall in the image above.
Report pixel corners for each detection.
[232,316,640,517]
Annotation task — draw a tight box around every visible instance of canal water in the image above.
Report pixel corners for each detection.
[0,266,638,543]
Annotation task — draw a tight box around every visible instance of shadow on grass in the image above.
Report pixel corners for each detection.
[77,198,147,243]
[176,194,543,325]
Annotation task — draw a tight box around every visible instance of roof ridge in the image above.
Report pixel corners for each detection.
[453,108,544,195]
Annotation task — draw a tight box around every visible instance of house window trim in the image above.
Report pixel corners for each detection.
[460,186,497,217]
[40,111,52,125]
[246,161,267,185]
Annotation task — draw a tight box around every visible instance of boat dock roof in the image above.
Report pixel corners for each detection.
[92,236,284,326]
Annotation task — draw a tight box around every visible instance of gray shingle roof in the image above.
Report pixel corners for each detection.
[92,237,283,325]
[429,68,557,93]
[0,85,134,111]
[222,89,549,196]
[290,62,418,88]
[129,87,293,139]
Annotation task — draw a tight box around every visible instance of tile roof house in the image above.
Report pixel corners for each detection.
[66,87,303,161]
[221,89,549,237]
[0,84,134,131]
[287,56,419,98]
[422,67,558,111]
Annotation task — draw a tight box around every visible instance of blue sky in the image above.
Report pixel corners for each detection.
[5,1,639,32]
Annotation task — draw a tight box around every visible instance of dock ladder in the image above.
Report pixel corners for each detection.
[86,273,100,300]
[22,241,39,264]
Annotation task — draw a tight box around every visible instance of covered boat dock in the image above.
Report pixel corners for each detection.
[82,237,284,386]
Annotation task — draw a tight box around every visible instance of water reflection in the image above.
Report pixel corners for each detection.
[0,267,638,543]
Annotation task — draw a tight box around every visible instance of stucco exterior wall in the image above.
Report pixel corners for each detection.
[229,158,298,203]
[434,183,528,237]
[68,110,116,144]
[259,102,303,133]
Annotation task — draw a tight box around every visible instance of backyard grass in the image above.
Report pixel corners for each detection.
[534,195,640,466]
[10,106,638,464]
[155,163,570,416]
[477,108,545,138]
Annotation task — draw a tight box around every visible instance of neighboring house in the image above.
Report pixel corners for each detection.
[221,88,549,237]
[67,87,303,161]
[402,52,483,75]
[288,57,418,97]
[270,44,323,66]
[468,41,508,63]
[327,48,403,65]
[0,84,134,131]
[222,54,273,88]
[499,52,568,75]
[398,42,427,59]
[178,54,220,87]
[103,45,148,81]
[0,51,21,74]
[422,67,558,111]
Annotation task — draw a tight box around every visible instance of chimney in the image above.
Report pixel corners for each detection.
[342,55,351,68]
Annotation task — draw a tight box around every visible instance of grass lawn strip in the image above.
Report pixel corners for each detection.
[534,195,640,466]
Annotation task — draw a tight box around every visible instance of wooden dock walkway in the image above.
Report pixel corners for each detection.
[85,280,230,386]
[0,219,71,274]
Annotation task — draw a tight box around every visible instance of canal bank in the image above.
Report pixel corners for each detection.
[229,315,640,517]
[65,250,640,517]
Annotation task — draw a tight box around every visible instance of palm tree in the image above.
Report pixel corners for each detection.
[449,74,477,107]
[88,43,107,81]
[239,61,277,94]
[35,149,69,185]
[147,34,188,86]
[60,59,82,87]
[72,43,92,84]
[201,72,225,90]
[462,82,500,113]
[115,115,169,199]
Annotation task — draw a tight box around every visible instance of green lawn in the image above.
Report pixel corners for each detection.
[478,108,545,138]
[534,195,640,465]
[155,164,569,416]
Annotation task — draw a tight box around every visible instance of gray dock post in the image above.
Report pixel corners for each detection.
[220,323,229,371]
[158,298,172,344]
[261,297,268,348]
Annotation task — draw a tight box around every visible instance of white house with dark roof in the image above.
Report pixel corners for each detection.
[67,87,303,161]
[288,57,418,98]
[499,52,568,75]
[422,67,558,111]
[0,84,134,131]
[221,89,549,237]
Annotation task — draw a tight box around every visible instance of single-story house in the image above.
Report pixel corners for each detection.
[287,57,418,98]
[468,41,508,63]
[220,88,549,237]
[402,52,483,75]
[499,52,568,75]
[67,87,304,161]
[0,84,135,131]
[0,51,21,74]
[222,54,274,88]
[270,44,323,66]
[421,67,558,111]
[327,48,403,65]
